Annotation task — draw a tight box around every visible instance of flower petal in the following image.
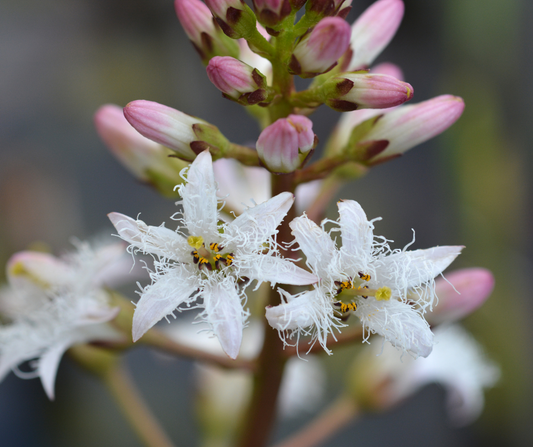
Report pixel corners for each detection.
[132,266,198,342]
[356,298,433,358]
[180,150,219,239]
[237,255,317,286]
[39,340,72,400]
[337,200,374,259]
[108,212,190,261]
[376,245,464,291]
[225,192,294,252]
[203,278,244,359]
[289,215,338,279]
[7,251,72,288]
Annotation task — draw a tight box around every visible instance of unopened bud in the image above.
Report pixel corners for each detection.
[256,115,317,173]
[124,100,228,161]
[290,17,351,78]
[174,0,239,63]
[347,0,404,71]
[252,0,292,28]
[94,105,187,196]
[325,73,413,112]
[427,268,494,326]
[207,56,271,105]
[205,0,257,39]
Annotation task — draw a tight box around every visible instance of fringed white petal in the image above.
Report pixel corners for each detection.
[337,200,374,260]
[225,192,294,252]
[203,278,245,359]
[39,340,72,400]
[356,298,433,358]
[108,212,189,261]
[289,216,338,279]
[132,266,198,342]
[180,150,219,239]
[237,256,317,287]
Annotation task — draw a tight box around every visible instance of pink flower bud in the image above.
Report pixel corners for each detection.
[427,268,495,325]
[207,56,268,104]
[326,73,413,111]
[348,0,404,70]
[252,0,292,27]
[175,0,217,47]
[256,115,316,173]
[363,95,465,163]
[124,100,208,161]
[290,17,351,77]
[94,105,187,190]
[205,0,245,20]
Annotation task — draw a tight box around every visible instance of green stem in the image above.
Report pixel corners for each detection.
[272,397,359,447]
[225,142,262,166]
[294,155,349,184]
[103,362,176,447]
[237,173,296,447]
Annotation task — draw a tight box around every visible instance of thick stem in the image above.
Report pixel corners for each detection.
[237,173,296,447]
[294,155,348,184]
[272,397,359,447]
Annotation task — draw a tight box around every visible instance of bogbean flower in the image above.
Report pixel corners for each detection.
[266,200,462,357]
[109,150,317,359]
[346,0,405,71]
[289,17,351,78]
[329,95,465,164]
[350,325,500,425]
[256,115,317,173]
[0,242,130,399]
[94,104,188,195]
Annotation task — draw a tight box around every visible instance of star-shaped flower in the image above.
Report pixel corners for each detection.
[109,150,317,359]
[266,200,462,357]
[0,242,129,399]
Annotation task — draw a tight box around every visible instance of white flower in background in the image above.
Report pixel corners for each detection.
[266,200,462,357]
[0,242,130,399]
[109,150,317,359]
[353,325,500,425]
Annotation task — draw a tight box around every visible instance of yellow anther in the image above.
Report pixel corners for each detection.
[187,235,204,249]
[358,272,371,281]
[209,242,220,252]
[9,261,27,277]
[375,286,392,301]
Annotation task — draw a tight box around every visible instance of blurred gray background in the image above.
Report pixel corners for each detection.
[1,0,532,446]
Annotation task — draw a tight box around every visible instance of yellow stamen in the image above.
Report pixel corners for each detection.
[375,286,392,301]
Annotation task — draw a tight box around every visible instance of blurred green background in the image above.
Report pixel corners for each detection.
[0,0,531,446]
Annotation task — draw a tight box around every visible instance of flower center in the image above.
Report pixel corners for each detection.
[187,235,234,271]
[333,271,391,315]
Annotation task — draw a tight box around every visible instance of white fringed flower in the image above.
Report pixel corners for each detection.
[0,242,129,399]
[109,150,317,359]
[266,200,462,357]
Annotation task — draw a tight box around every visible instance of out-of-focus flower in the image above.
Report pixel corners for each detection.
[266,200,462,357]
[207,56,271,105]
[346,0,404,71]
[328,95,465,164]
[290,17,351,77]
[350,325,500,425]
[0,242,130,399]
[256,115,317,173]
[174,0,239,63]
[94,104,188,196]
[427,268,495,326]
[123,100,229,162]
[109,151,317,359]
[324,73,413,112]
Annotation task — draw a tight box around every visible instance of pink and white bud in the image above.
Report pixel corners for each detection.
[205,0,257,39]
[362,95,465,163]
[124,100,208,161]
[347,0,404,71]
[207,56,268,104]
[256,115,316,173]
[205,0,245,20]
[94,104,187,184]
[326,73,413,112]
[253,0,292,28]
[290,17,351,77]
[372,61,404,80]
[427,268,495,326]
